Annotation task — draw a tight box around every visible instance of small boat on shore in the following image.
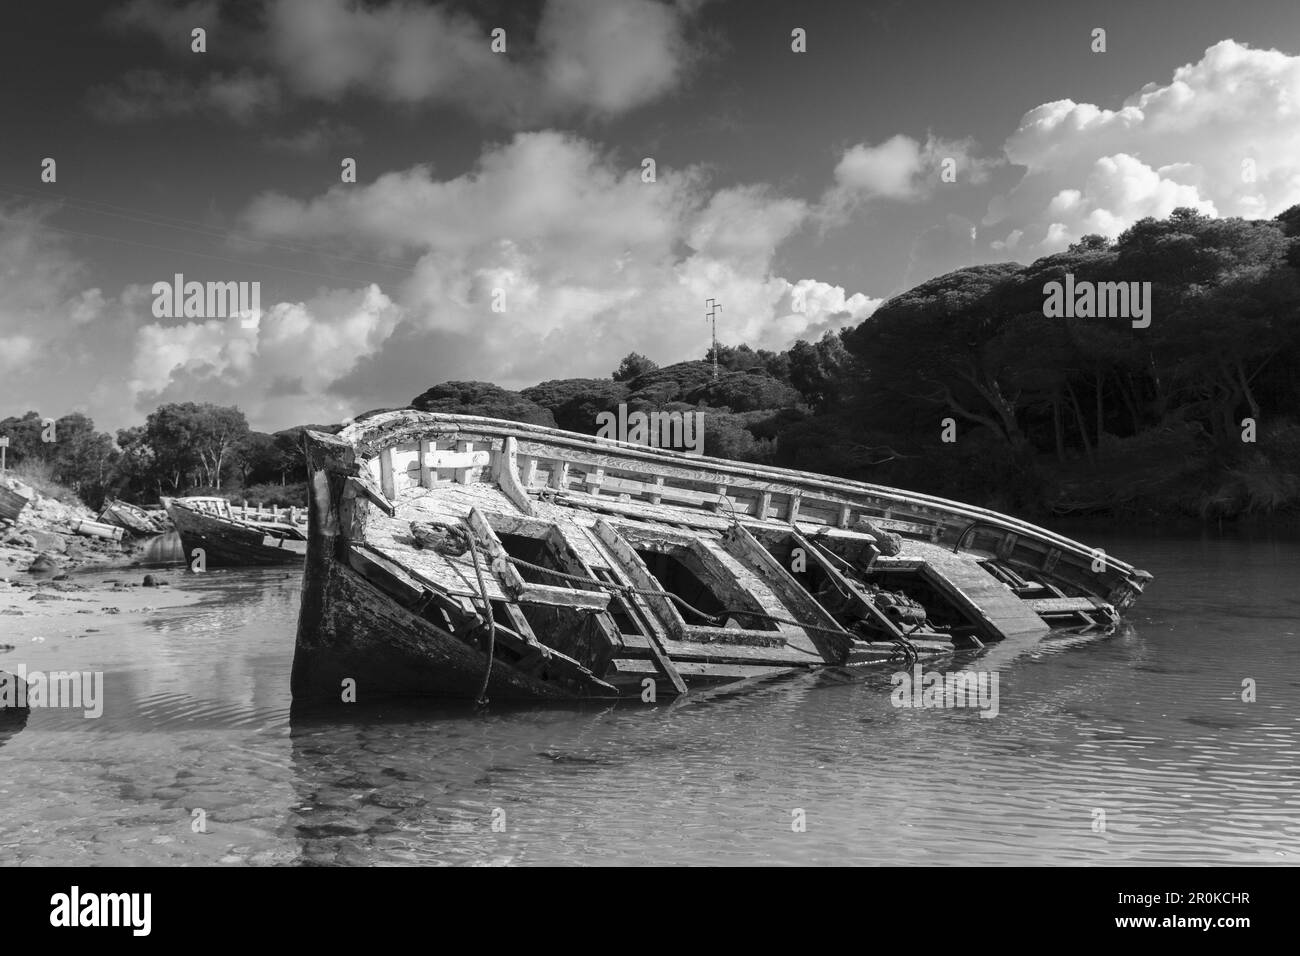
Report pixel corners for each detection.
[164,496,306,567]
[292,411,1152,704]
[0,482,30,523]
[98,498,171,536]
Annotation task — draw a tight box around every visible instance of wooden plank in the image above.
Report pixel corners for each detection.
[0,485,31,522]
[494,436,535,517]
[592,519,687,643]
[517,582,610,611]
[719,522,849,664]
[378,445,395,500]
[790,530,907,641]
[422,448,492,471]
[615,631,821,666]
[907,543,1049,641]
[549,458,569,491]
[787,490,801,525]
[1027,596,1110,614]
[466,507,609,611]
[466,507,527,596]
[264,535,308,553]
[587,522,691,697]
[454,440,474,484]
[608,659,799,683]
[345,474,395,517]
[419,440,435,488]
[582,538,688,694]
[649,475,664,505]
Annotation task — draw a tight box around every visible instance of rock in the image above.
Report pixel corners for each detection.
[29,531,65,552]
[26,552,59,573]
[142,574,158,587]
[1,670,31,721]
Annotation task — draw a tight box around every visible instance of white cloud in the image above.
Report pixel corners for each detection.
[823,133,996,217]
[987,40,1300,253]
[230,131,874,409]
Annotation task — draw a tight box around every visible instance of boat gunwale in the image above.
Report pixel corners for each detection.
[313,411,1151,586]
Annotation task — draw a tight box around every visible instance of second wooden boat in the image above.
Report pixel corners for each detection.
[164,496,306,567]
[98,498,171,536]
[293,411,1153,704]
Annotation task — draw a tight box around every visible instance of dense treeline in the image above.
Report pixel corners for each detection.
[0,404,319,510]
[4,206,1298,522]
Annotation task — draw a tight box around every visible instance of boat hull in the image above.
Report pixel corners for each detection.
[99,499,169,536]
[167,500,305,567]
[293,411,1153,704]
[293,554,610,702]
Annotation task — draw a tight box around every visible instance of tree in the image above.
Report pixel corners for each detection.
[143,403,250,491]
[612,352,659,382]
[409,382,557,426]
[787,332,853,412]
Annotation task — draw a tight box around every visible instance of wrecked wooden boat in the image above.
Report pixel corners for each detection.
[292,411,1152,704]
[164,495,306,567]
[0,483,30,523]
[98,498,171,536]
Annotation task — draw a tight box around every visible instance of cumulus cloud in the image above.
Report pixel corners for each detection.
[223,131,873,411]
[987,40,1300,253]
[103,0,701,126]
[822,133,996,218]
[130,284,403,427]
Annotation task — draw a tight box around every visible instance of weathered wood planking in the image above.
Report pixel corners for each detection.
[0,485,30,522]
[292,410,1149,703]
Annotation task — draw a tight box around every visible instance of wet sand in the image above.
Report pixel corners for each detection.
[0,568,203,646]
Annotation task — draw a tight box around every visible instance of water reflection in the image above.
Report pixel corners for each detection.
[0,532,1297,865]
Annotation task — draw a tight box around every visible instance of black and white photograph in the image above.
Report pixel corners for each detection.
[0,0,1296,907]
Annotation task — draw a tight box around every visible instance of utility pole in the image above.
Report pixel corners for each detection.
[705,298,721,380]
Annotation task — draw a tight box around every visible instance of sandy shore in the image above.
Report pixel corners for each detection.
[0,568,203,645]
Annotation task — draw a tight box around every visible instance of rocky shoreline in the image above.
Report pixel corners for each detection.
[0,475,199,639]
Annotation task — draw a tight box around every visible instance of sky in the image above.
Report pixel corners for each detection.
[2,0,1300,435]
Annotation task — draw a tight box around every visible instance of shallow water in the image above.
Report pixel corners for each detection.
[1,529,1298,866]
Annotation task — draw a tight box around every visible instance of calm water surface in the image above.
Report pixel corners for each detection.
[2,529,1298,866]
